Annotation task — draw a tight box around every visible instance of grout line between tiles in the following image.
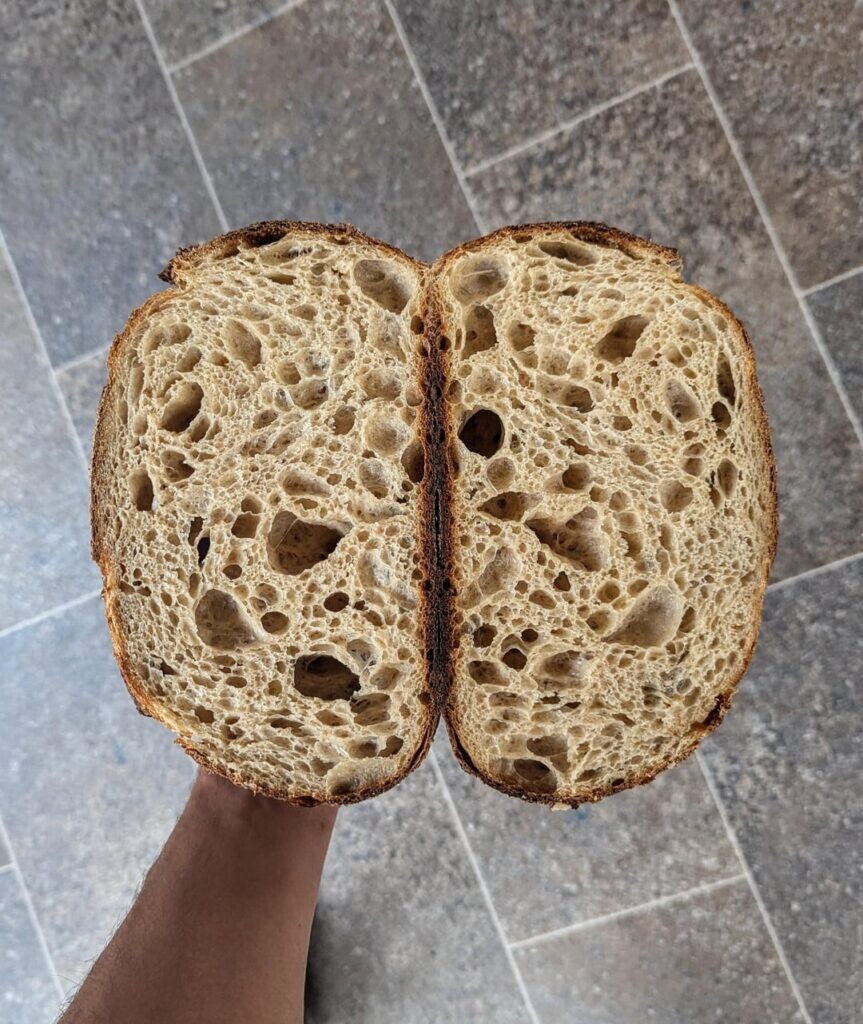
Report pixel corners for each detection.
[666,0,863,456]
[0,589,102,643]
[56,343,110,376]
[0,234,90,476]
[0,813,65,1001]
[767,549,863,594]
[696,752,814,1024]
[464,61,695,179]
[166,0,310,75]
[802,263,863,297]
[0,862,14,876]
[510,873,746,950]
[383,0,487,235]
[429,752,542,1024]
[132,0,230,233]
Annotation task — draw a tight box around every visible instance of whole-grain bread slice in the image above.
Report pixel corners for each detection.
[427,222,777,807]
[91,221,439,804]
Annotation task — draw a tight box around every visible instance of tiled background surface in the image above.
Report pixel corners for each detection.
[0,0,860,1021]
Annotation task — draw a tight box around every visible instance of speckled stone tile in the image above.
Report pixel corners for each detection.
[174,0,477,264]
[0,251,99,633]
[56,350,108,461]
[701,559,863,1024]
[143,0,274,68]
[515,880,803,1023]
[392,0,688,168]
[305,762,530,1024]
[676,0,863,289]
[808,273,863,428]
[0,598,195,994]
[0,0,221,365]
[435,740,736,942]
[0,872,61,1024]
[468,69,863,581]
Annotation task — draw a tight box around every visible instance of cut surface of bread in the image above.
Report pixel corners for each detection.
[92,223,434,803]
[429,223,777,806]
[93,219,776,807]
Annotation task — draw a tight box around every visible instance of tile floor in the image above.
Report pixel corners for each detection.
[0,1,860,1021]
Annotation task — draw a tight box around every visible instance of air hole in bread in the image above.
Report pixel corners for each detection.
[194,706,215,724]
[507,321,536,353]
[479,546,520,595]
[223,563,242,580]
[539,650,591,688]
[711,401,732,431]
[460,409,504,457]
[282,470,330,496]
[359,460,389,499]
[716,353,736,405]
[660,480,693,512]
[502,648,527,670]
[360,368,401,401]
[130,470,154,512]
[261,611,288,634]
[716,458,738,499]
[665,380,702,423]
[230,513,258,538]
[267,512,344,575]
[479,491,539,521]
[294,654,360,701]
[553,571,571,591]
[223,321,262,369]
[289,304,317,322]
[511,758,556,792]
[607,586,683,648]
[364,413,409,457]
[463,304,497,358]
[353,259,414,313]
[487,457,515,490]
[160,381,204,432]
[558,383,594,413]
[526,511,609,572]
[351,692,390,726]
[534,239,596,267]
[468,660,507,686]
[195,590,256,649]
[323,591,350,613]
[473,624,496,647]
[291,380,328,410]
[450,255,508,304]
[400,440,425,484]
[561,463,591,491]
[595,315,649,364]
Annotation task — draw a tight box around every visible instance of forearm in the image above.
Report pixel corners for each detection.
[60,771,337,1024]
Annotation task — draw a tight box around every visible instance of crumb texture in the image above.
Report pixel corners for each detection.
[435,226,775,804]
[92,227,431,801]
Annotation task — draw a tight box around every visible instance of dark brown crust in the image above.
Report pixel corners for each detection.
[432,221,779,808]
[91,220,439,805]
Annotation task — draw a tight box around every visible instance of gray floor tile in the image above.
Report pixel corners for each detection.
[808,273,863,429]
[0,871,61,1024]
[0,0,221,365]
[306,762,530,1024]
[143,0,274,68]
[468,69,863,581]
[56,350,108,462]
[392,0,688,169]
[436,738,736,942]
[515,880,803,1024]
[0,598,195,993]
[0,252,99,633]
[676,0,862,289]
[174,0,477,263]
[701,558,863,1024]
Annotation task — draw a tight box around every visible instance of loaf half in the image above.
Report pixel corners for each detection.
[428,223,777,806]
[92,220,777,806]
[92,223,436,803]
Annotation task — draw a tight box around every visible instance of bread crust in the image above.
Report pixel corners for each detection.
[430,221,778,808]
[91,220,439,804]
